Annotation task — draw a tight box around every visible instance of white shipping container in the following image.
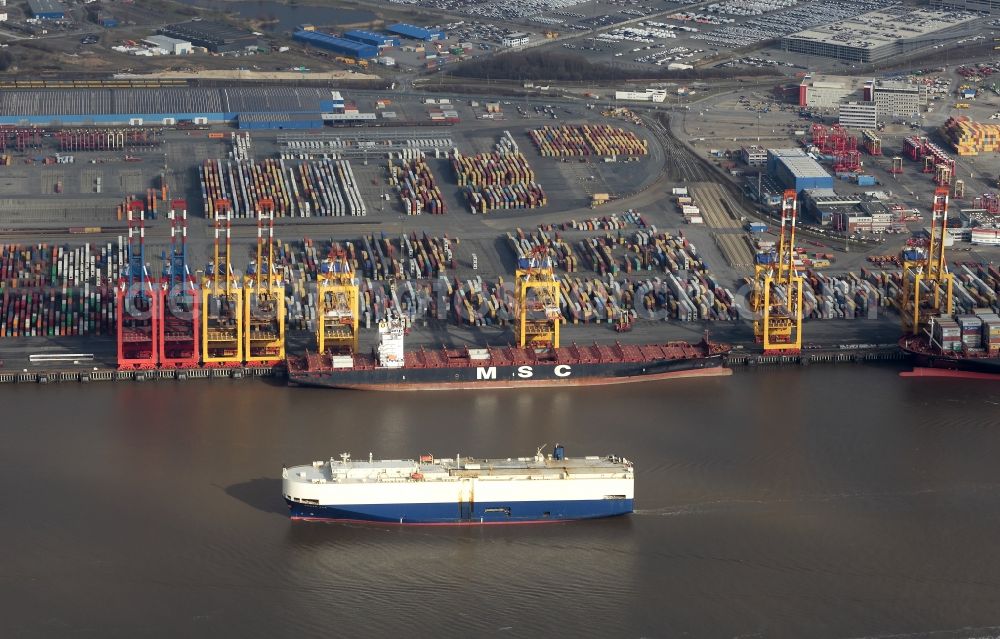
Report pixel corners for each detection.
[331,355,354,369]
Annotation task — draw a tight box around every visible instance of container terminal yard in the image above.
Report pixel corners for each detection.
[6,4,1000,638]
[1,76,1000,384]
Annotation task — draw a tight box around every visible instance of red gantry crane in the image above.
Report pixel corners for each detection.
[159,200,200,369]
[116,198,160,369]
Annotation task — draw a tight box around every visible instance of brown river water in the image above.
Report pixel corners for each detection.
[2,364,1000,638]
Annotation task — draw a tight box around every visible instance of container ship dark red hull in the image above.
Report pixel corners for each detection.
[287,339,732,390]
[899,335,1000,379]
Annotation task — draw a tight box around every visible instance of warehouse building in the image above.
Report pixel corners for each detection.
[797,75,863,108]
[864,80,926,118]
[839,101,878,129]
[801,189,865,226]
[768,148,834,193]
[781,8,977,63]
[159,20,259,53]
[0,87,335,128]
[293,30,378,59]
[143,35,193,56]
[958,209,1000,245]
[970,228,1000,245]
[387,23,447,41]
[802,189,858,226]
[342,30,401,48]
[28,0,66,20]
[830,200,895,234]
[931,0,1000,14]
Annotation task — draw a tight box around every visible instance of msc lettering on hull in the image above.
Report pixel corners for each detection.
[476,365,573,380]
[477,367,497,380]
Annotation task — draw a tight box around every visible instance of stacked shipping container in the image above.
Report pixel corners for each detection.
[932,317,962,352]
[450,149,545,213]
[199,158,366,218]
[942,116,1000,156]
[387,152,446,215]
[529,125,648,158]
[536,210,647,232]
[978,309,1000,353]
[957,314,983,350]
[0,243,119,338]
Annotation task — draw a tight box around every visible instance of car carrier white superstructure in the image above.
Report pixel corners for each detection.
[282,444,634,525]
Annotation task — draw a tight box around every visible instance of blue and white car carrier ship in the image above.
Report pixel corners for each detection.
[282,445,634,525]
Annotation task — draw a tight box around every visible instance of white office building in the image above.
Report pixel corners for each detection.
[839,101,878,129]
[866,79,926,119]
[502,33,530,47]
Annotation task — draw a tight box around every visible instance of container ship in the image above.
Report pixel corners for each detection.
[282,444,634,525]
[895,188,1000,379]
[899,311,1000,378]
[287,318,732,390]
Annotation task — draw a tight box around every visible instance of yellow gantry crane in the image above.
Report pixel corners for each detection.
[900,186,954,335]
[316,251,359,355]
[752,189,804,352]
[202,199,244,366]
[515,249,562,349]
[244,198,285,365]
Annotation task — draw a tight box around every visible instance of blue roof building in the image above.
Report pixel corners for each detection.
[768,149,834,192]
[237,113,324,130]
[28,0,66,20]
[343,30,401,48]
[293,30,379,59]
[386,23,446,41]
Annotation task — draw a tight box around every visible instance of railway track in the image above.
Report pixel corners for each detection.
[645,114,714,183]
[689,183,754,272]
